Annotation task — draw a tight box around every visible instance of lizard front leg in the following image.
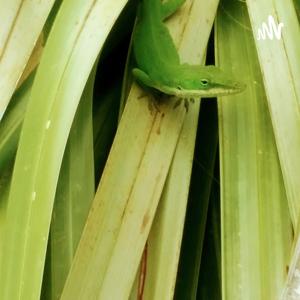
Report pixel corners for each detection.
[132,68,163,112]
[161,0,186,20]
[132,68,158,91]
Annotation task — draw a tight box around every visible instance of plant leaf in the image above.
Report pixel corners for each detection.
[0,0,55,120]
[0,0,128,299]
[139,1,220,299]
[61,0,212,298]
[216,0,293,298]
[246,0,300,228]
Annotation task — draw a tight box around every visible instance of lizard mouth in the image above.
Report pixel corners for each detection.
[154,81,246,98]
[203,82,247,98]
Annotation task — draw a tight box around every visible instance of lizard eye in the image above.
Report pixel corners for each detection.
[200,79,209,86]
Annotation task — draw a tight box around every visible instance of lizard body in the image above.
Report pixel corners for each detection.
[133,0,245,98]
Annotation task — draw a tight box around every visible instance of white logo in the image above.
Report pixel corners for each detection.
[257,15,284,40]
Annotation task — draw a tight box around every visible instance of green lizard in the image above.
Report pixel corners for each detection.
[132,0,245,98]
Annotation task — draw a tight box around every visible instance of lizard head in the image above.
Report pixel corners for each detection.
[174,65,246,98]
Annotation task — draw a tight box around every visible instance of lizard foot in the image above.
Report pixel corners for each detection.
[173,97,190,112]
[148,95,161,114]
[173,98,183,110]
[184,98,189,112]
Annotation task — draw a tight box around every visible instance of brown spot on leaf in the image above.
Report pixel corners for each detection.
[141,213,150,233]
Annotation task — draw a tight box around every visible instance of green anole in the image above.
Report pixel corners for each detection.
[132,0,245,98]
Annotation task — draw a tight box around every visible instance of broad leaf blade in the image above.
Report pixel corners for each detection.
[61,0,212,298]
[48,66,96,300]
[0,0,55,120]
[246,0,300,228]
[140,1,220,299]
[0,73,35,171]
[216,0,293,299]
[0,0,128,299]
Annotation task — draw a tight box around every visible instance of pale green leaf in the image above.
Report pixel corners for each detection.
[0,0,128,299]
[216,0,293,299]
[0,0,55,120]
